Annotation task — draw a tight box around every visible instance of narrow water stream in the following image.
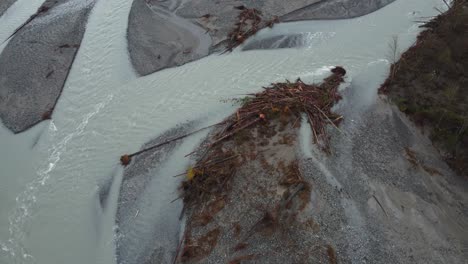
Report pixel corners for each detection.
[0,0,447,263]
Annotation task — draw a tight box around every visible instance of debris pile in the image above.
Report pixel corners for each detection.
[226,73,344,152]
[181,67,346,206]
[171,67,346,263]
[120,68,345,168]
[225,6,279,52]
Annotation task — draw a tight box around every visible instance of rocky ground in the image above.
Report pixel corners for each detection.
[380,0,468,177]
[127,0,396,76]
[0,0,95,133]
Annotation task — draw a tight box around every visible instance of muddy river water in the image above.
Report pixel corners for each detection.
[0,0,450,263]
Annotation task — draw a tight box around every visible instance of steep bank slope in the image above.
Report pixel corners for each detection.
[380,0,468,176]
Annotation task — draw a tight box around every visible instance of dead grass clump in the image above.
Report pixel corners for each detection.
[249,211,278,237]
[181,150,239,204]
[279,162,305,186]
[278,162,312,211]
[421,165,442,176]
[239,175,311,241]
[193,197,226,226]
[404,147,419,167]
[181,228,221,262]
[228,254,256,264]
[297,185,312,211]
[304,218,320,233]
[326,245,338,264]
[233,222,242,238]
[233,242,248,252]
[404,147,443,176]
[41,109,53,120]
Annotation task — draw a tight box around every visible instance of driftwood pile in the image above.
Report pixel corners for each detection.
[225,6,279,52]
[120,67,345,171]
[180,67,346,206]
[225,71,345,152]
[175,67,346,263]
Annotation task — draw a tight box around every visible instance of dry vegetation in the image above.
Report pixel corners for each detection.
[224,6,279,52]
[174,68,346,263]
[380,0,468,176]
[180,67,345,207]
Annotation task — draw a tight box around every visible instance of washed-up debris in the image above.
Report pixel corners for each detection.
[181,67,345,205]
[180,228,221,262]
[404,147,442,176]
[58,44,80,49]
[41,109,53,120]
[228,254,256,264]
[326,245,338,264]
[174,68,346,263]
[120,67,345,168]
[224,68,345,152]
[120,123,223,166]
[224,7,279,52]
